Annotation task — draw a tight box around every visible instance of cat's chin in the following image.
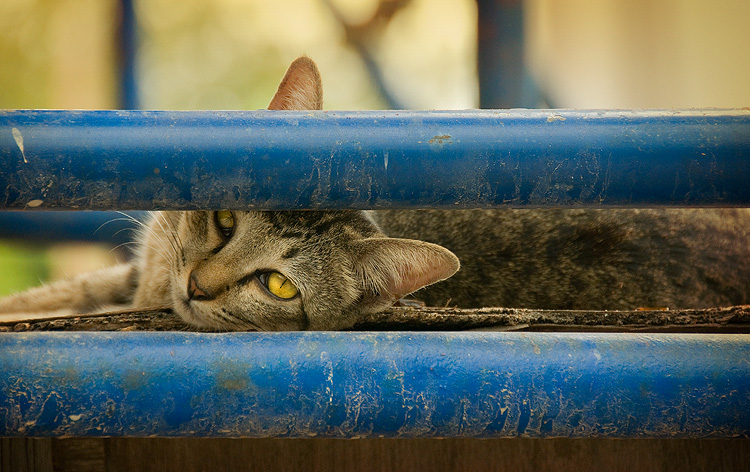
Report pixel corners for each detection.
[174,298,261,332]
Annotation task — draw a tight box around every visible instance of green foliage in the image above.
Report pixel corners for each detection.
[0,241,48,297]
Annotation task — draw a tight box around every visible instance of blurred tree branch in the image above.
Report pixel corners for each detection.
[322,0,412,109]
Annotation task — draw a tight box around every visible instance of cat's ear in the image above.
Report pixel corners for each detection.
[268,56,323,111]
[353,238,460,308]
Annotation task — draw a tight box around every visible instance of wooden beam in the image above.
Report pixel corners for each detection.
[2,305,748,333]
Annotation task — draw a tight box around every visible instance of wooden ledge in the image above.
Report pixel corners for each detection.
[2,305,748,333]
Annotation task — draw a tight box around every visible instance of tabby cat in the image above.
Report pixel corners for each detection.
[0,57,748,330]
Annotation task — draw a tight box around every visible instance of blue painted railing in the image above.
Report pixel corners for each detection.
[1,109,749,439]
[0,210,146,245]
[116,0,139,110]
[477,0,529,108]
[1,332,748,438]
[1,109,748,210]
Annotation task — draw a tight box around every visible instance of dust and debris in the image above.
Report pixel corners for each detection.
[26,199,44,208]
[384,151,389,171]
[11,127,27,163]
[547,114,566,123]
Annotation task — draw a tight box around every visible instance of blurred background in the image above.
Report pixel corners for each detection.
[0,0,748,296]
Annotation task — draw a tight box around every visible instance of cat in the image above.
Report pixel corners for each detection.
[0,57,459,331]
[373,208,750,310]
[0,57,748,330]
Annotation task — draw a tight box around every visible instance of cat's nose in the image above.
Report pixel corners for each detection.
[187,273,211,301]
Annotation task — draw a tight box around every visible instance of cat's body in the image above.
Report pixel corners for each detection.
[372,208,750,310]
[1,57,748,330]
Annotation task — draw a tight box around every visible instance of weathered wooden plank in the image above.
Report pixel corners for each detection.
[0,438,53,472]
[51,438,105,472]
[1,305,748,333]
[43,437,750,472]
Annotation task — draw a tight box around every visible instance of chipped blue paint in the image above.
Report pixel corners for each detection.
[1,109,749,210]
[1,332,748,438]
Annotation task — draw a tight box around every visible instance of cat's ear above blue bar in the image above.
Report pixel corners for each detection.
[1,109,749,210]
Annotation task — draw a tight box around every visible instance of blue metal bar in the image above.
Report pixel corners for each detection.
[477,0,528,108]
[116,0,139,110]
[0,211,146,245]
[0,332,748,438]
[1,109,749,210]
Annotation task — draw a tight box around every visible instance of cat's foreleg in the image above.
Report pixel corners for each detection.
[0,263,138,321]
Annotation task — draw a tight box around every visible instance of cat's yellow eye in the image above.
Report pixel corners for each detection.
[265,272,298,299]
[215,210,234,237]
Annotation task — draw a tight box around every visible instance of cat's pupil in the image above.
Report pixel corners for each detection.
[215,210,235,238]
[261,272,299,300]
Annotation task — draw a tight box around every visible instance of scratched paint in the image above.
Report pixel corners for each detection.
[11,127,27,163]
[0,109,748,210]
[0,332,748,438]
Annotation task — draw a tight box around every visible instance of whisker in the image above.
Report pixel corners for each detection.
[161,212,185,254]
[125,235,173,264]
[94,212,148,243]
[112,227,139,239]
[111,241,137,254]
[131,213,183,266]
[152,212,180,255]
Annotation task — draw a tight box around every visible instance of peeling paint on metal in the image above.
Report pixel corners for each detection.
[547,114,566,123]
[0,332,748,438]
[11,127,26,163]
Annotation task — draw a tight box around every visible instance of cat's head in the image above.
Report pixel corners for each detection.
[165,57,459,330]
[167,209,457,330]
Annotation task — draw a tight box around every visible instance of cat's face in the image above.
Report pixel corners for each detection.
[163,210,458,331]
[153,57,458,331]
[167,210,373,330]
